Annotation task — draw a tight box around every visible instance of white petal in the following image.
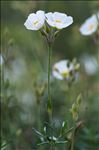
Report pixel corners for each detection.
[62,16,73,27]
[53,60,69,73]
[36,10,45,16]
[45,12,53,21]
[36,10,45,23]
[46,20,55,27]
[45,12,55,27]
[55,16,73,29]
[53,12,67,20]
[87,15,98,24]
[26,13,36,20]
[52,70,63,80]
[24,19,37,30]
[24,13,37,30]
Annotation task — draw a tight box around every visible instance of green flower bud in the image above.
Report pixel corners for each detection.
[72,103,78,112]
[72,58,77,65]
[76,93,82,105]
[73,112,78,121]
[74,63,80,71]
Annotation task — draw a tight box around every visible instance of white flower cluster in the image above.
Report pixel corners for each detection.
[24,10,73,31]
[79,13,99,36]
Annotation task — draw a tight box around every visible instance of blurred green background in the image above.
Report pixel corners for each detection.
[1,1,99,150]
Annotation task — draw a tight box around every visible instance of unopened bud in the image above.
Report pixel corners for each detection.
[76,93,82,105]
[75,63,80,71]
[73,112,78,121]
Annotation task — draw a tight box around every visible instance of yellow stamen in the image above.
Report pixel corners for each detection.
[55,20,61,23]
[61,71,69,78]
[88,24,94,31]
[33,20,39,26]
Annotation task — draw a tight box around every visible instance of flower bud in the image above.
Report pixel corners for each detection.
[76,93,82,105]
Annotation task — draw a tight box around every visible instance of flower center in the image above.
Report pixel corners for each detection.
[55,19,61,23]
[88,24,94,31]
[33,20,39,26]
[61,71,69,78]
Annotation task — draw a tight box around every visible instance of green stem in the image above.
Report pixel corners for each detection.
[1,62,5,93]
[37,103,41,131]
[48,45,51,105]
[70,129,75,150]
[70,124,76,150]
[97,47,99,64]
[51,143,55,150]
[47,44,52,123]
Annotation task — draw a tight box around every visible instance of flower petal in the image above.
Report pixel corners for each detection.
[55,16,73,29]
[52,70,63,80]
[53,12,67,20]
[24,11,45,31]
[45,12,55,27]
[54,60,69,73]
[36,10,45,23]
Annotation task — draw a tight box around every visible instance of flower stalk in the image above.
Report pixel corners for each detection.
[47,43,52,123]
[70,130,75,150]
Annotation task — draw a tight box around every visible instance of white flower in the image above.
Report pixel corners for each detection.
[79,14,98,36]
[81,55,98,76]
[0,54,4,65]
[52,60,74,80]
[24,10,45,31]
[45,12,73,29]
